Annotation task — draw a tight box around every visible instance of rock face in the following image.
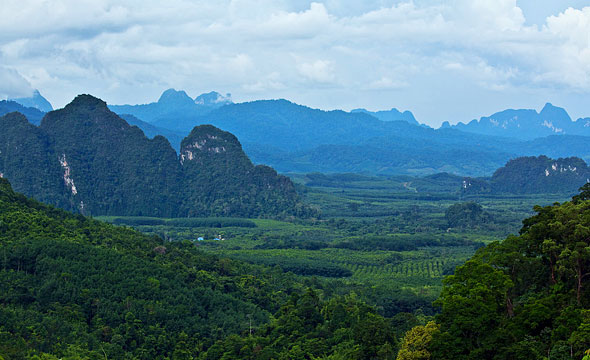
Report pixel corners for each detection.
[180,125,300,217]
[462,155,590,195]
[0,95,306,218]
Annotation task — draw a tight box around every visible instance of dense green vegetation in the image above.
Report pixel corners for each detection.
[0,95,310,218]
[0,178,408,359]
[399,185,590,359]
[445,202,492,228]
[3,146,588,359]
[106,173,566,324]
[464,155,590,195]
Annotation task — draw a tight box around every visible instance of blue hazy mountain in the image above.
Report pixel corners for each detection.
[9,89,53,113]
[195,91,232,106]
[0,100,46,125]
[118,113,184,152]
[444,103,590,140]
[189,99,400,152]
[109,89,233,130]
[351,108,420,126]
[109,92,590,176]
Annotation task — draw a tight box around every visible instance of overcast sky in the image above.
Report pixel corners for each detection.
[1,0,589,127]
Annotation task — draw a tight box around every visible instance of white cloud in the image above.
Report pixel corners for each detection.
[365,77,408,90]
[259,2,333,39]
[0,0,589,123]
[297,60,335,83]
[0,67,34,98]
[242,72,286,93]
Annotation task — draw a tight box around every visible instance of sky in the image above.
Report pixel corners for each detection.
[1,0,590,127]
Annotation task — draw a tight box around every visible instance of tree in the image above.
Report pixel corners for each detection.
[572,183,590,204]
[431,261,513,359]
[396,321,439,360]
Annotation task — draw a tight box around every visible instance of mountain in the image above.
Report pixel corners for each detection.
[118,113,184,151]
[0,112,65,206]
[179,124,305,217]
[0,100,45,125]
[0,95,307,218]
[109,89,233,130]
[462,155,590,194]
[190,99,396,152]
[195,90,232,106]
[8,89,53,112]
[351,108,420,126]
[448,103,590,140]
[109,93,590,176]
[515,135,590,162]
[183,99,514,152]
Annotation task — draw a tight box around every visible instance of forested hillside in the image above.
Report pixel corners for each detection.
[399,185,590,359]
[0,95,308,218]
[0,178,400,359]
[0,101,45,125]
[463,155,590,195]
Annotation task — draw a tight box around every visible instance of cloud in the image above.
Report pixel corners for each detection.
[0,67,34,98]
[365,77,408,90]
[297,60,335,83]
[242,72,286,93]
[0,0,589,123]
[258,2,333,39]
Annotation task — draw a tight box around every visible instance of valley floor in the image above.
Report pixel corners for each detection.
[97,174,571,318]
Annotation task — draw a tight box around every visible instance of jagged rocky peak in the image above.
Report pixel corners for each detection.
[9,89,53,113]
[539,102,571,123]
[180,124,242,163]
[350,107,419,125]
[195,91,232,106]
[157,88,194,107]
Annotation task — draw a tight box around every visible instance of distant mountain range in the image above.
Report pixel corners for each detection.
[106,91,590,176]
[109,89,232,130]
[6,88,590,177]
[442,103,590,140]
[0,95,308,218]
[351,108,419,126]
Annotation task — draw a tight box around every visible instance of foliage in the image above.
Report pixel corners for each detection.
[201,290,398,359]
[422,189,590,359]
[111,216,257,228]
[396,321,439,360]
[445,202,492,228]
[0,178,401,359]
[0,95,312,218]
[464,155,590,195]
